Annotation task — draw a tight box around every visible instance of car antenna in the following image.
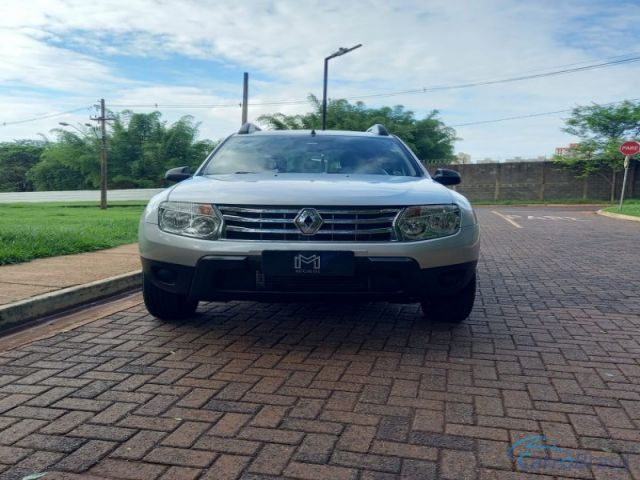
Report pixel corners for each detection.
[310,129,316,136]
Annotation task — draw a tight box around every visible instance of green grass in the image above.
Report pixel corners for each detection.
[603,199,640,217]
[0,202,146,265]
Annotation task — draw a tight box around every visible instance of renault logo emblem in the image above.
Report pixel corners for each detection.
[294,208,323,235]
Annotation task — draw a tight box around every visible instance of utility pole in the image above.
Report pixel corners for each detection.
[241,72,249,125]
[91,99,108,209]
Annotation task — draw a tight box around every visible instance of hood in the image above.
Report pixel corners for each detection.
[167,173,454,206]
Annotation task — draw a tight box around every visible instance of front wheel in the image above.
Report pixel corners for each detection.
[421,273,476,323]
[143,273,198,320]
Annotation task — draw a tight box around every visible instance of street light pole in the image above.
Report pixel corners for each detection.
[321,44,362,130]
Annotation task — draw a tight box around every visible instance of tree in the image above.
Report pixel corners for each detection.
[258,95,457,164]
[0,140,45,192]
[28,130,98,191]
[108,111,216,188]
[554,101,640,199]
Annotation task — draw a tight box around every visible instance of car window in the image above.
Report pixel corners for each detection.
[201,135,421,177]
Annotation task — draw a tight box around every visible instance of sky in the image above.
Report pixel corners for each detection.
[1,0,639,161]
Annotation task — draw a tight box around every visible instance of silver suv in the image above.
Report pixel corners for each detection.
[138,124,480,322]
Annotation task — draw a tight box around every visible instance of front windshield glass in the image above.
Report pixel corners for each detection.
[201,135,421,177]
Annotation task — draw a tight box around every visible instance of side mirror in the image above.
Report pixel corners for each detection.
[165,166,191,183]
[433,168,461,186]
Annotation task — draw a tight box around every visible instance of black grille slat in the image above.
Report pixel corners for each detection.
[218,205,400,242]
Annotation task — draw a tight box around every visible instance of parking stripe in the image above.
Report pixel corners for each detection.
[491,210,523,229]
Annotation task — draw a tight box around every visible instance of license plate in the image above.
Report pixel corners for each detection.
[262,251,354,276]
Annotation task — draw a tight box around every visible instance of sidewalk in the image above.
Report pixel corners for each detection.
[0,244,141,328]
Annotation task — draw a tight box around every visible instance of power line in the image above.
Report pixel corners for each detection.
[1,106,90,126]
[3,55,640,125]
[342,56,640,102]
[108,55,640,109]
[450,97,640,127]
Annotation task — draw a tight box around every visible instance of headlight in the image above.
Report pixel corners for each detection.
[395,204,461,241]
[158,202,223,239]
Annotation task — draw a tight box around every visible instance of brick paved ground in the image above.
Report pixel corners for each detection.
[0,206,638,480]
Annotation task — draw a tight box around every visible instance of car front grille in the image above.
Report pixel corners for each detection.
[218,205,402,242]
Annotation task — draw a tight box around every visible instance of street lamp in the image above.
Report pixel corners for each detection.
[322,44,362,130]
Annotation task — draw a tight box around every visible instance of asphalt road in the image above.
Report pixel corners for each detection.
[0,206,639,479]
[0,189,163,203]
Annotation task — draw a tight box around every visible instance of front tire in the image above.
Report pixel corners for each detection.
[143,273,198,320]
[421,273,476,323]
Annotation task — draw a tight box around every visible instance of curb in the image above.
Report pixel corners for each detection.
[0,271,142,329]
[596,210,640,223]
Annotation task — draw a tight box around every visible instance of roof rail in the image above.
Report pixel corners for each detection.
[238,122,262,134]
[366,124,389,136]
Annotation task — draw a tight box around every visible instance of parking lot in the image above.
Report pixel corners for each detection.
[0,205,638,480]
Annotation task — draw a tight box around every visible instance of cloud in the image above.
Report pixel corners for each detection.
[0,0,639,159]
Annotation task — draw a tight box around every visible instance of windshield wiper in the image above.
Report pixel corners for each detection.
[234,171,256,174]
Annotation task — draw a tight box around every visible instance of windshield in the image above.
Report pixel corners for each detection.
[201,135,422,177]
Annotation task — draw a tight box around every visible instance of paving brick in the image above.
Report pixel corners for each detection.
[400,459,437,479]
[54,439,116,472]
[90,402,137,424]
[203,414,248,439]
[248,443,295,475]
[2,451,64,480]
[16,433,86,453]
[441,450,478,480]
[595,407,633,429]
[410,431,476,451]
[0,445,31,464]
[290,398,325,419]
[446,424,510,442]
[337,424,376,452]
[370,440,437,461]
[144,446,216,468]
[319,410,379,426]
[4,405,65,420]
[40,410,94,435]
[376,415,410,442]
[475,396,504,417]
[26,387,76,407]
[284,461,357,480]
[412,409,444,432]
[281,418,343,435]
[0,419,48,445]
[90,458,167,479]
[159,466,202,480]
[294,433,337,463]
[541,421,579,448]
[52,397,111,412]
[194,436,260,455]
[177,388,217,408]
[200,454,250,480]
[70,424,136,442]
[111,430,167,460]
[118,415,181,431]
[477,439,513,469]
[238,426,304,444]
[162,421,210,448]
[250,405,286,428]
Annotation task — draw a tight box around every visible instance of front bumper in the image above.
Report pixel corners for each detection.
[142,256,477,303]
[138,221,480,270]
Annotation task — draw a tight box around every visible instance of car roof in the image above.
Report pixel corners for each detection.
[231,129,396,138]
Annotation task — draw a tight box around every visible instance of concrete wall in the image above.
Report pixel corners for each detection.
[435,160,639,201]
